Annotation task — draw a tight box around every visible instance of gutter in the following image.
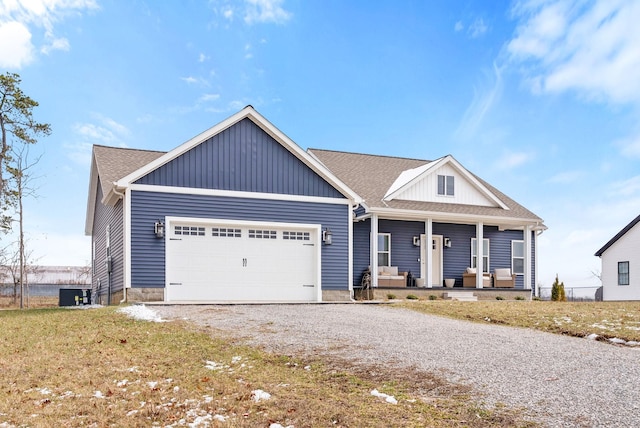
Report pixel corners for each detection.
[112,183,128,304]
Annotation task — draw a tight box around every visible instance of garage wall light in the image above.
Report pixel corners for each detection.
[412,236,420,246]
[154,220,165,239]
[444,237,452,248]
[322,228,333,245]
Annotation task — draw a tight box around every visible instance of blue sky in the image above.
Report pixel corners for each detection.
[1,0,639,291]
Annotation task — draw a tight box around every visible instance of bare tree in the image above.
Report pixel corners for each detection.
[7,145,41,308]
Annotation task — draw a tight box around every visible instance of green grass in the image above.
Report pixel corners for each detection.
[398,300,640,342]
[0,306,532,427]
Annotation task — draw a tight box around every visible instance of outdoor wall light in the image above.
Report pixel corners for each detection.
[154,220,165,238]
[444,237,452,248]
[322,228,333,245]
[412,236,420,247]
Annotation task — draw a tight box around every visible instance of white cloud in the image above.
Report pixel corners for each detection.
[468,17,488,38]
[0,20,34,68]
[181,76,210,86]
[616,132,640,158]
[455,62,503,140]
[454,20,463,32]
[507,0,640,105]
[547,170,584,184]
[68,116,130,164]
[0,0,98,69]
[199,93,220,102]
[494,151,535,170]
[244,0,291,25]
[609,175,640,197]
[198,52,208,62]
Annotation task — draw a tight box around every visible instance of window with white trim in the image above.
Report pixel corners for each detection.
[437,175,454,196]
[512,240,525,275]
[212,227,241,238]
[471,238,490,273]
[618,261,629,286]
[283,231,310,241]
[249,229,277,239]
[175,226,205,236]
[378,233,391,267]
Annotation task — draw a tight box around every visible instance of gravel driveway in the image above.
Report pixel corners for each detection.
[152,303,640,427]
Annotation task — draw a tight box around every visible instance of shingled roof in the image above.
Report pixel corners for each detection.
[92,145,165,200]
[308,149,544,224]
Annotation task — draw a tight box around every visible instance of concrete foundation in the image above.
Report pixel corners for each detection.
[354,287,532,301]
[126,287,165,303]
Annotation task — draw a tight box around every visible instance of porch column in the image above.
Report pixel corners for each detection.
[524,225,532,290]
[371,214,379,287]
[425,219,433,288]
[476,222,484,288]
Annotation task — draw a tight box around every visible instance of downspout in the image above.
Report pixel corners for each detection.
[112,184,127,304]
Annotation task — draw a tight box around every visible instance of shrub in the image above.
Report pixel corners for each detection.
[428,295,437,300]
[406,294,419,300]
[495,296,504,300]
[515,296,525,301]
[387,294,396,300]
[551,275,566,301]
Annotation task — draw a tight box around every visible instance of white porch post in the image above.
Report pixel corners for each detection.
[371,214,379,287]
[524,225,532,290]
[425,219,433,288]
[476,222,484,288]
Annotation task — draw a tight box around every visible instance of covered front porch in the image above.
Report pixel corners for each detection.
[353,213,543,295]
[354,286,533,301]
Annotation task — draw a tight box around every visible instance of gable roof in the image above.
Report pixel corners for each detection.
[308,149,545,227]
[85,145,165,234]
[382,154,509,209]
[85,106,361,235]
[113,106,360,203]
[595,214,640,257]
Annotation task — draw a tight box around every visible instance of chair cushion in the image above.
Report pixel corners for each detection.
[465,267,476,274]
[383,266,398,276]
[494,268,512,280]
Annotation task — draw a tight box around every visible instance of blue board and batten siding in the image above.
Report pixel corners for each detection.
[353,219,535,288]
[131,191,349,290]
[91,179,125,299]
[136,118,344,199]
[129,117,351,293]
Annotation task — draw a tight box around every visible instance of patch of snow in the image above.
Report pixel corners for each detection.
[251,389,271,402]
[203,395,213,403]
[64,304,103,310]
[117,305,165,322]
[205,360,227,371]
[609,338,626,345]
[304,365,311,371]
[231,356,242,364]
[173,386,180,392]
[189,414,213,427]
[126,410,139,417]
[128,366,139,373]
[585,334,599,340]
[147,381,158,389]
[93,391,105,399]
[625,341,639,347]
[269,423,294,428]
[213,414,227,422]
[117,380,128,387]
[370,389,398,405]
[37,388,52,395]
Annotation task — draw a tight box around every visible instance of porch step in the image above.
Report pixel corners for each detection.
[443,291,478,302]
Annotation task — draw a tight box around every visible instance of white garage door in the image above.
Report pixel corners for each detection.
[165,218,320,302]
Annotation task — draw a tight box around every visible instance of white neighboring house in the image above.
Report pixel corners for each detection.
[595,214,640,301]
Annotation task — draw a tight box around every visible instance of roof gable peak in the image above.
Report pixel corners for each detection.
[383,155,509,210]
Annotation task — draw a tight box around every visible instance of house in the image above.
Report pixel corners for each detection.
[595,214,640,301]
[85,106,546,304]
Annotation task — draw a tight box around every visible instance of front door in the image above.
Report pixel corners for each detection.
[420,234,442,286]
